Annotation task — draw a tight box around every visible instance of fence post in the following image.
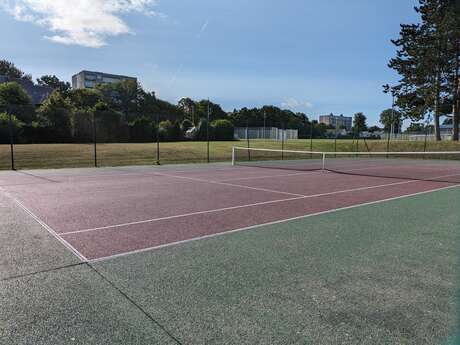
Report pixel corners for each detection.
[207,100,210,163]
[7,110,15,170]
[92,111,97,168]
[386,131,391,158]
[334,127,337,157]
[423,126,429,154]
[156,113,160,165]
[281,123,285,160]
[246,119,251,161]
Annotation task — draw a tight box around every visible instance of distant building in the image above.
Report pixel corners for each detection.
[72,70,137,90]
[0,76,53,106]
[319,114,352,131]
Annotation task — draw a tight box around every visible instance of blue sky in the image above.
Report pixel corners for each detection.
[0,0,420,125]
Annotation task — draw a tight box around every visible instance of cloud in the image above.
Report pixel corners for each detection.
[1,0,159,48]
[196,19,209,39]
[281,97,313,110]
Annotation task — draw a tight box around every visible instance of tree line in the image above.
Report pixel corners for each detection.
[1,58,411,144]
[388,0,459,141]
[1,60,347,143]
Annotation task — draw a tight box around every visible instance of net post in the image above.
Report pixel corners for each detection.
[231,146,235,166]
[322,153,326,171]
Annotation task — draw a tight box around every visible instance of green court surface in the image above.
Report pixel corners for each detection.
[1,185,459,344]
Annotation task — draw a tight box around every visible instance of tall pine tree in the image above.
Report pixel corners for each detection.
[388,0,458,140]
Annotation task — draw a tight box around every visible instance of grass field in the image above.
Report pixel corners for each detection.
[1,139,460,170]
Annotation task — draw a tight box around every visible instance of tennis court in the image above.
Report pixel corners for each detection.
[1,149,459,261]
[1,148,460,344]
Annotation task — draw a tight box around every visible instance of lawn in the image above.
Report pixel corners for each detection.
[1,139,460,170]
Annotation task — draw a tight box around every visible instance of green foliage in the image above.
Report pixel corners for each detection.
[211,119,234,140]
[128,116,154,142]
[36,75,71,95]
[0,82,32,106]
[97,79,142,120]
[368,125,382,133]
[158,120,182,141]
[352,112,368,133]
[0,60,32,80]
[195,118,212,141]
[37,91,73,142]
[0,82,34,122]
[228,106,308,134]
[95,106,127,143]
[379,109,403,133]
[405,122,426,133]
[0,112,23,144]
[388,0,460,140]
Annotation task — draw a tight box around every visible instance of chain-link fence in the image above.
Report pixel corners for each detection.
[1,104,460,170]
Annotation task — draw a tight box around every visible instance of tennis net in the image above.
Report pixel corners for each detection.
[232,146,460,183]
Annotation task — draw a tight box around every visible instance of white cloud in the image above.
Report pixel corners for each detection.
[196,19,209,39]
[281,97,313,110]
[1,0,159,48]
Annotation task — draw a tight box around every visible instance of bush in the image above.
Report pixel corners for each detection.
[158,120,182,141]
[0,112,23,143]
[128,116,154,142]
[211,119,234,140]
[195,118,214,141]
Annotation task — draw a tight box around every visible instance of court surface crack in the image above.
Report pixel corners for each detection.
[87,263,184,345]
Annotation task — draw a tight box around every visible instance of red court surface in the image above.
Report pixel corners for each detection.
[1,163,459,261]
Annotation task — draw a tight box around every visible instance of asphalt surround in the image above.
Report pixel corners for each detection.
[0,163,459,344]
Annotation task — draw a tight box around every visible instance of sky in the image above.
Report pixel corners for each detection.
[0,0,420,126]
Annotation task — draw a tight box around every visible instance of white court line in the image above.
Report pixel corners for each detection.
[89,182,460,263]
[219,163,392,182]
[60,177,439,236]
[0,187,88,262]
[220,171,321,182]
[152,171,307,198]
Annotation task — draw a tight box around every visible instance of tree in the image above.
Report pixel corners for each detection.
[128,116,154,142]
[68,89,102,141]
[352,112,367,133]
[37,75,71,95]
[195,100,227,121]
[368,125,382,133]
[211,119,234,140]
[444,0,460,140]
[380,108,403,134]
[158,120,182,141]
[178,97,196,122]
[388,0,460,141]
[0,82,32,106]
[406,122,427,133]
[97,79,142,121]
[37,91,73,142]
[0,112,23,144]
[94,101,126,142]
[0,82,34,122]
[0,60,32,80]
